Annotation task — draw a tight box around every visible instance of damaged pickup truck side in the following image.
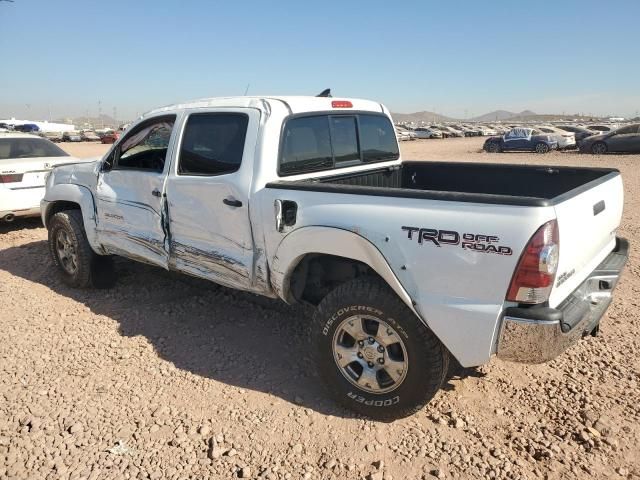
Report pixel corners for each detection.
[42,96,628,419]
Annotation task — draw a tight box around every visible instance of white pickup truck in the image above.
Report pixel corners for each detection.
[41,95,628,419]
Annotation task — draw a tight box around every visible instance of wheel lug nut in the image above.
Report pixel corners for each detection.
[357,352,363,359]
[368,337,375,344]
[367,362,374,368]
[378,358,384,364]
[358,340,364,347]
[377,345,384,353]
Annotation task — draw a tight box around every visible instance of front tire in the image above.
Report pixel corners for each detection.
[313,278,449,420]
[48,210,116,288]
[486,142,501,153]
[591,142,607,155]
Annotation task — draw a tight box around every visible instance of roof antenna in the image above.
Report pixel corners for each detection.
[244,83,250,96]
[316,88,332,98]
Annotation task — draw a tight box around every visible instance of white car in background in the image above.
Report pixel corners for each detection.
[536,126,577,150]
[478,126,498,136]
[414,127,443,139]
[395,126,415,141]
[0,133,85,222]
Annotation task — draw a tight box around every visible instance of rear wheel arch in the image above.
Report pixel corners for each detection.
[272,227,416,313]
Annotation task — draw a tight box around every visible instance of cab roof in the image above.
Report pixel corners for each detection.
[144,96,387,118]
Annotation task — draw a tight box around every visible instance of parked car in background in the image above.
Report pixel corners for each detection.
[39,131,64,143]
[14,123,40,133]
[0,133,84,221]
[556,125,599,142]
[478,126,498,136]
[441,126,464,137]
[484,127,558,153]
[535,126,576,150]
[429,126,451,138]
[588,125,615,133]
[63,131,82,142]
[579,124,640,154]
[414,127,442,139]
[101,131,120,144]
[81,130,101,142]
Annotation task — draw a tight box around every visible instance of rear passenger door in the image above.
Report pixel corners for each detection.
[165,109,260,291]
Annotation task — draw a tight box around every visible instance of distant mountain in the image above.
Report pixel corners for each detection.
[470,110,537,122]
[53,114,120,129]
[391,111,457,124]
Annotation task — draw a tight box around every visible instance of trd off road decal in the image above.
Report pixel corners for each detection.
[401,226,513,256]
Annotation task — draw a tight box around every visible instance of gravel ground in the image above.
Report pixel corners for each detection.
[1,138,639,480]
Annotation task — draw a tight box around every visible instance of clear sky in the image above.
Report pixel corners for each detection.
[1,0,638,121]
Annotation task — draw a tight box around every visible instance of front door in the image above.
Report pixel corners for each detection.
[165,108,261,291]
[95,114,177,268]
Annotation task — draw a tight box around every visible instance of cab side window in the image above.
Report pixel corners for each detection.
[116,115,176,172]
[178,113,249,175]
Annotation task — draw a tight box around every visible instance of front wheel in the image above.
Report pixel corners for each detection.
[535,142,550,154]
[313,278,449,420]
[48,210,116,288]
[486,142,501,153]
[591,142,607,155]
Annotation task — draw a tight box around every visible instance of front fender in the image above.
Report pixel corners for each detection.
[41,183,103,254]
[270,226,419,317]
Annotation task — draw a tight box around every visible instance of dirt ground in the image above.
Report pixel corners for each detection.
[1,138,639,480]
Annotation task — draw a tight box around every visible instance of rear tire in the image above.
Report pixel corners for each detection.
[48,210,116,288]
[312,278,449,420]
[535,142,550,154]
[591,142,607,155]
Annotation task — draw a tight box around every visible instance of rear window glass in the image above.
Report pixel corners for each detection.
[330,116,359,164]
[0,138,69,160]
[279,113,398,176]
[360,115,400,162]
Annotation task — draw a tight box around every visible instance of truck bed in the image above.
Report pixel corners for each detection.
[268,161,619,207]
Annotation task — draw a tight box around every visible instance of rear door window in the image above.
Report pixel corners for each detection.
[178,113,249,175]
[279,113,398,176]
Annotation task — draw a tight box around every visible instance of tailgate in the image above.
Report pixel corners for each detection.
[549,172,623,306]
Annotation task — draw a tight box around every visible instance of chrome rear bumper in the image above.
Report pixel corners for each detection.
[497,237,629,364]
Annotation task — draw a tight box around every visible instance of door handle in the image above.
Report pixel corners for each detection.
[151,189,162,197]
[223,198,243,208]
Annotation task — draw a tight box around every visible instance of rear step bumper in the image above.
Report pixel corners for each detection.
[497,237,629,364]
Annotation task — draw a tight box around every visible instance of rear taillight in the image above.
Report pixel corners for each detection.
[0,174,23,183]
[506,220,559,304]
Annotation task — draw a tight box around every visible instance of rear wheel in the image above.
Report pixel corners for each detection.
[48,210,116,288]
[535,142,550,154]
[591,142,607,155]
[313,278,449,420]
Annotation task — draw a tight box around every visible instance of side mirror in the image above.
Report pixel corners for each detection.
[101,153,114,172]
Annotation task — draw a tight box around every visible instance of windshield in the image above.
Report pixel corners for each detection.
[0,138,69,160]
